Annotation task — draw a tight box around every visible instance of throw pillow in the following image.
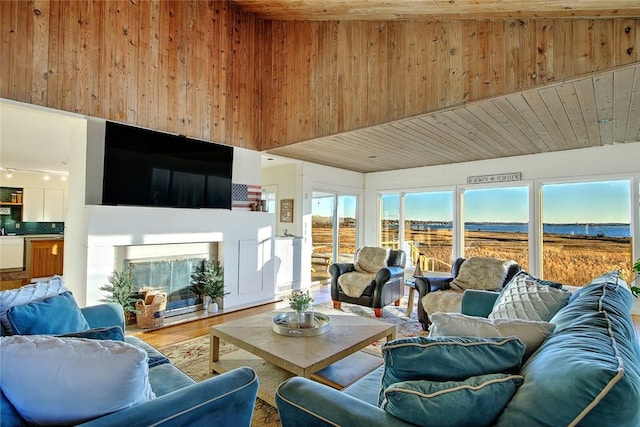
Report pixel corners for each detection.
[450,257,516,291]
[381,373,524,427]
[429,312,556,359]
[6,291,90,335]
[354,246,389,273]
[489,271,570,322]
[0,275,68,334]
[0,335,155,425]
[58,325,124,341]
[379,336,525,405]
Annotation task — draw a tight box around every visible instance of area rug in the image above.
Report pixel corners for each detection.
[158,296,426,426]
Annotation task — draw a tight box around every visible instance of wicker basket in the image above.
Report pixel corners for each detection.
[135,299,165,329]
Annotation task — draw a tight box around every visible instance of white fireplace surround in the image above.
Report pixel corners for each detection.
[82,205,276,310]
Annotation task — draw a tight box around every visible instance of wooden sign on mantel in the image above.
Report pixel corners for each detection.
[467,172,521,185]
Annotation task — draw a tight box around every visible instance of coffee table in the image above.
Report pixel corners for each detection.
[209,309,395,405]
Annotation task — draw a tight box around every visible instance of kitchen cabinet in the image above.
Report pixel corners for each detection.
[22,188,65,222]
[27,238,64,279]
[0,237,25,269]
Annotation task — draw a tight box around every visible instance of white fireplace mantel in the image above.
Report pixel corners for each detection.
[82,205,276,310]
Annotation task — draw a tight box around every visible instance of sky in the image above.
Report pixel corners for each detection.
[314,180,632,224]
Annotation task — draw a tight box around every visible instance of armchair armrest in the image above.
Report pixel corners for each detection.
[80,303,125,331]
[80,367,258,427]
[460,289,500,318]
[374,266,404,284]
[414,276,453,296]
[276,377,414,427]
[329,262,356,277]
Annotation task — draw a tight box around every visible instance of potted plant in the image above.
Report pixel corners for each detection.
[190,259,226,312]
[288,290,315,328]
[100,264,137,321]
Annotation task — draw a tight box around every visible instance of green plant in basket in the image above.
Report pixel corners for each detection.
[289,289,314,313]
[100,264,136,314]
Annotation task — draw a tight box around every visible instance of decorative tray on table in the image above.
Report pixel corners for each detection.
[272,312,332,337]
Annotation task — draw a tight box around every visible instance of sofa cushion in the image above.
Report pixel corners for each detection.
[58,325,124,341]
[450,257,516,291]
[0,335,155,426]
[379,336,525,405]
[381,373,524,427]
[429,312,555,359]
[489,271,570,322]
[0,276,68,334]
[496,271,640,426]
[6,291,90,335]
[125,335,171,368]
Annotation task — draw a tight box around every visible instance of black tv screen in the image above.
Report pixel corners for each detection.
[102,122,233,209]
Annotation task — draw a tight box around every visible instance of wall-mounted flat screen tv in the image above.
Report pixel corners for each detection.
[102,122,233,209]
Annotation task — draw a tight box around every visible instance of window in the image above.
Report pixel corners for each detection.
[380,194,400,250]
[404,191,454,272]
[541,180,632,285]
[463,186,529,270]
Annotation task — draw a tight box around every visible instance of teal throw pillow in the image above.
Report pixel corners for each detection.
[381,373,524,427]
[7,291,90,335]
[58,326,124,341]
[379,336,525,405]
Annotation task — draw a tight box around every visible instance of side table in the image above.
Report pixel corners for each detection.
[404,278,416,317]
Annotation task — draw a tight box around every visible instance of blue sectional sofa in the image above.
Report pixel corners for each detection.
[276,271,640,426]
[0,283,258,427]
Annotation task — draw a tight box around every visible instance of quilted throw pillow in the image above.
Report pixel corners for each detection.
[0,276,69,334]
[489,271,570,322]
[450,257,516,291]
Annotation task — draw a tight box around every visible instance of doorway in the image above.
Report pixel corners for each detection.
[311,191,358,283]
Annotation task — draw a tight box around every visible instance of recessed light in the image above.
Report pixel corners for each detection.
[597,118,614,124]
[368,155,377,159]
[43,175,50,181]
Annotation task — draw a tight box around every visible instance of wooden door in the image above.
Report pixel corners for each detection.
[30,240,64,278]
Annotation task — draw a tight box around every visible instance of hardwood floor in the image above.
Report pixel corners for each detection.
[129,284,332,348]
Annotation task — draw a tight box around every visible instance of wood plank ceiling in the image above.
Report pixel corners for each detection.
[232,0,640,173]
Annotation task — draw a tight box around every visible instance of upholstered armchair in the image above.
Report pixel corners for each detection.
[414,257,521,330]
[329,246,406,317]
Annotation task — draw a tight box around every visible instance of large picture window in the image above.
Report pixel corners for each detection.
[462,186,530,270]
[380,194,400,250]
[541,180,632,285]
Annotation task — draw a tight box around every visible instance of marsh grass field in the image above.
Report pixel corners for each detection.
[312,221,634,286]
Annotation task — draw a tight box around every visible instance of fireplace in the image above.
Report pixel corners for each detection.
[115,242,220,317]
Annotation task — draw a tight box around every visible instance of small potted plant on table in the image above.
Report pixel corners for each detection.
[288,289,315,328]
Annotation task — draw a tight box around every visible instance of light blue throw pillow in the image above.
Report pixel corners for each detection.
[381,373,524,427]
[7,291,90,335]
[379,336,526,405]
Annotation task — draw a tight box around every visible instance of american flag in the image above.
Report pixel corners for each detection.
[231,183,262,210]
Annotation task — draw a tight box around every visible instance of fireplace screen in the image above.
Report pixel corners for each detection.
[128,257,205,314]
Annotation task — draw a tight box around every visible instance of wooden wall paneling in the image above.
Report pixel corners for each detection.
[156,0,171,132]
[627,67,640,142]
[503,20,520,94]
[573,20,594,76]
[492,96,546,152]
[86,0,103,118]
[136,0,150,127]
[613,67,636,142]
[404,21,417,115]
[202,2,217,141]
[449,20,464,106]
[593,19,613,72]
[279,20,291,144]
[126,0,140,125]
[476,20,490,100]
[365,21,379,125]
[13,1,33,104]
[425,21,439,111]
[462,20,477,103]
[521,89,567,151]
[555,82,590,148]
[112,0,128,122]
[165,0,180,132]
[31,0,50,105]
[573,77,601,146]
[187,1,203,141]
[328,21,339,135]
[520,19,535,90]
[614,19,637,66]
[336,21,348,130]
[489,20,505,97]
[415,21,428,111]
[76,1,90,115]
[208,1,222,143]
[436,21,451,108]
[175,1,189,137]
[593,72,614,144]
[46,0,62,110]
[535,19,554,84]
[228,4,241,146]
[452,106,515,156]
[553,19,573,80]
[0,1,14,99]
[508,94,555,151]
[473,102,532,155]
